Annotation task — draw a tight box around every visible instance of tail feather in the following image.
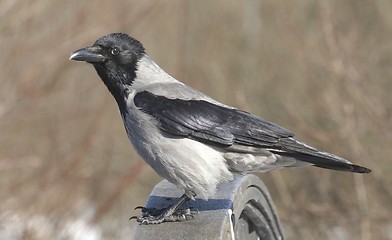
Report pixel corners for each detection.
[273,138,371,174]
[316,163,371,173]
[277,151,371,173]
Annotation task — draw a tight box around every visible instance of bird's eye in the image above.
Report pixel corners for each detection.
[111,47,120,55]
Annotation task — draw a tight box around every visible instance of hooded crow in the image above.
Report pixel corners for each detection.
[70,33,371,224]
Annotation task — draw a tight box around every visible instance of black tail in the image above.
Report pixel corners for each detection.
[277,151,371,173]
[273,138,372,173]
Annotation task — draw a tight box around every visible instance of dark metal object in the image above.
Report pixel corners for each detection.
[134,174,284,240]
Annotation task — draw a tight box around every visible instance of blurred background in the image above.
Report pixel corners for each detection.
[1,0,391,239]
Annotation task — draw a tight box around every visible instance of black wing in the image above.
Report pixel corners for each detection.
[134,91,371,174]
[134,91,293,147]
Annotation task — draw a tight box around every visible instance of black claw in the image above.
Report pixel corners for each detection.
[130,194,194,225]
[132,205,163,214]
[133,207,198,225]
[129,216,138,221]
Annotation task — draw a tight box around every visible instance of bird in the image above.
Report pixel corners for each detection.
[69,33,371,224]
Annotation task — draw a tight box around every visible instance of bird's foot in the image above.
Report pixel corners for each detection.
[130,207,197,225]
[130,194,194,224]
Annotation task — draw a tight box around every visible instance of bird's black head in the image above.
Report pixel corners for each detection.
[70,33,145,108]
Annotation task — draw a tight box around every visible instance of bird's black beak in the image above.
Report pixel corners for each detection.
[69,46,106,63]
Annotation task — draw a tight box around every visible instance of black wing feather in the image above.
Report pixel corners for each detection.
[134,91,371,173]
[134,91,293,147]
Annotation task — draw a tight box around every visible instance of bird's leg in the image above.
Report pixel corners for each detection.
[132,193,194,224]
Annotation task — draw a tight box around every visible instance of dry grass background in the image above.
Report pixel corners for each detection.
[1,0,391,239]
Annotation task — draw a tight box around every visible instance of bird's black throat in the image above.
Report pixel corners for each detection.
[93,62,137,113]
